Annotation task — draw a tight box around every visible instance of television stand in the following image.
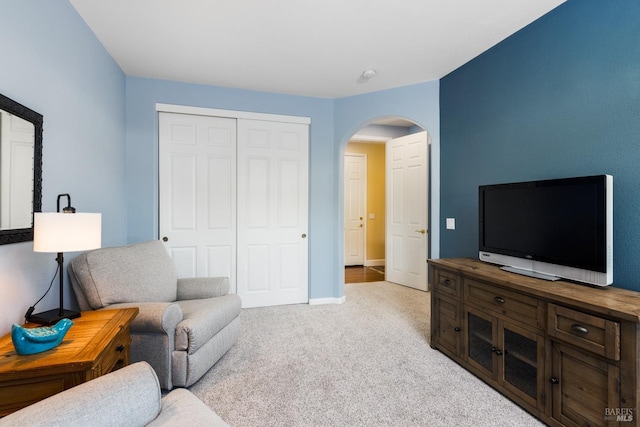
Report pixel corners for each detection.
[499,265,560,281]
[429,257,640,427]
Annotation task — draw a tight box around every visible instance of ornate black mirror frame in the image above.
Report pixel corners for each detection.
[0,93,43,244]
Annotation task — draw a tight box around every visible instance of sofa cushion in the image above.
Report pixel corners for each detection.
[147,388,229,426]
[174,294,241,353]
[0,362,161,427]
[70,240,178,309]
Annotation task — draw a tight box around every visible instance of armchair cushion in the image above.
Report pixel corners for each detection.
[175,295,241,353]
[70,240,178,309]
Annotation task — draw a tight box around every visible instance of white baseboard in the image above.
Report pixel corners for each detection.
[309,296,346,305]
[364,259,385,267]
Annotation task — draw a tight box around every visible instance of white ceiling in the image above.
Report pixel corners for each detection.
[70,0,565,99]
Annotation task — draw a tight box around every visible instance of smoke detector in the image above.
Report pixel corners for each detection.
[358,69,377,83]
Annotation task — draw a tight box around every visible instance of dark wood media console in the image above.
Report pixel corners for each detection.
[429,258,640,427]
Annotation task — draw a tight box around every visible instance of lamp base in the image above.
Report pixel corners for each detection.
[28,308,81,326]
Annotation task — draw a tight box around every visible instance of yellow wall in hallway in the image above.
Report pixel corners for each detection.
[345,142,385,262]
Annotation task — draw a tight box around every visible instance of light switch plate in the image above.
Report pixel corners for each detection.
[446,218,456,230]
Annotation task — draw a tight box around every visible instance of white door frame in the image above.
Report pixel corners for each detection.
[156,103,310,125]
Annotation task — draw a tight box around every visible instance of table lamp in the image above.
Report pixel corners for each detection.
[29,194,101,325]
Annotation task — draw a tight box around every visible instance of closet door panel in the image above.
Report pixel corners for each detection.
[159,112,237,287]
[237,119,309,308]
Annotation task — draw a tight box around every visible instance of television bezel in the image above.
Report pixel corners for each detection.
[478,174,613,286]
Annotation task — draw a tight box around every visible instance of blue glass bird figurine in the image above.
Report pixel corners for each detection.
[11,318,74,355]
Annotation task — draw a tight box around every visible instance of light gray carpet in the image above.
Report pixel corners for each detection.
[189,282,544,426]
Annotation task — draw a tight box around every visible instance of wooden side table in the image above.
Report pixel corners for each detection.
[0,307,138,416]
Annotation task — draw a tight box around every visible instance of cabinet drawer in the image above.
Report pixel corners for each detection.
[97,327,130,376]
[547,303,620,360]
[464,279,541,331]
[434,268,460,297]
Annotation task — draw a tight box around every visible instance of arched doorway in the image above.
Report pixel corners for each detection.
[342,116,429,290]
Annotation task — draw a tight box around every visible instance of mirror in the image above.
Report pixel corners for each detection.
[0,93,42,244]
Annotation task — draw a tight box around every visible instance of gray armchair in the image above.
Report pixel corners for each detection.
[68,240,241,389]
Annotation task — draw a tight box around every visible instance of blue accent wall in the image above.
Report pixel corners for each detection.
[0,1,126,333]
[440,0,640,289]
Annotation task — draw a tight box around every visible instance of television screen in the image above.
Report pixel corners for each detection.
[479,175,612,286]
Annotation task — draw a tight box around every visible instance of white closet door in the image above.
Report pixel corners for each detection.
[158,112,237,291]
[237,119,309,307]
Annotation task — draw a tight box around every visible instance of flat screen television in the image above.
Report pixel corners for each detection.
[478,174,613,286]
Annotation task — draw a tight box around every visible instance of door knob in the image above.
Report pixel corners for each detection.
[162,236,168,242]
[301,233,307,238]
[359,224,363,228]
[415,229,426,234]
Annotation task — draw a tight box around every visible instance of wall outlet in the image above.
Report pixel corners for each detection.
[446,218,456,230]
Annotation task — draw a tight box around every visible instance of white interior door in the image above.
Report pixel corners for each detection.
[237,119,309,308]
[344,154,366,266]
[158,112,237,291]
[385,131,429,291]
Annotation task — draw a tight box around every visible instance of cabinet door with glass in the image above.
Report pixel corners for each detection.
[465,306,545,411]
[466,307,497,378]
[500,322,545,409]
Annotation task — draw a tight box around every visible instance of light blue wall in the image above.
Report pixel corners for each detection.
[125,77,336,300]
[125,78,440,301]
[0,1,126,334]
[440,0,640,290]
[0,2,440,334]
[334,81,441,291]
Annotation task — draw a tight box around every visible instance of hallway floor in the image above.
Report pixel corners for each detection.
[345,266,385,283]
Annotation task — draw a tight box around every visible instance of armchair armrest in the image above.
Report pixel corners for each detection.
[177,277,230,300]
[103,302,183,334]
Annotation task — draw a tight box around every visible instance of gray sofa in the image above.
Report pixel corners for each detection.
[68,240,241,389]
[0,361,229,427]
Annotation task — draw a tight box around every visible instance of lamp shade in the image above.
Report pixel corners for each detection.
[33,213,101,253]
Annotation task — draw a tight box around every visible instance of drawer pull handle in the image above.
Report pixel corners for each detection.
[116,345,125,353]
[494,296,505,304]
[550,377,559,385]
[454,327,461,332]
[444,279,452,286]
[571,324,589,335]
